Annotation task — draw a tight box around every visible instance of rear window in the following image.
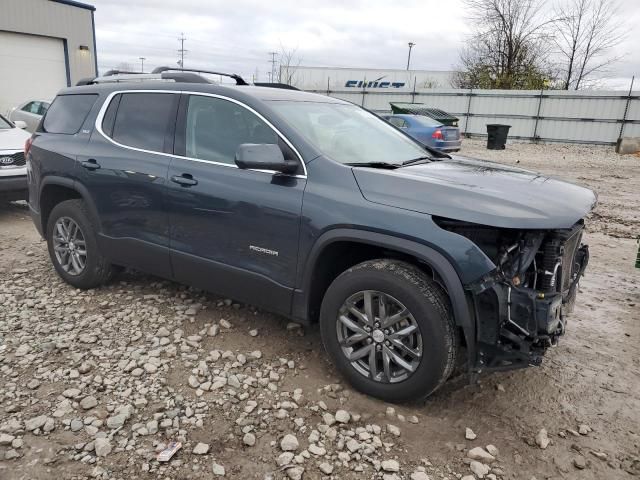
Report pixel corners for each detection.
[109,93,177,152]
[43,95,97,134]
[412,116,443,128]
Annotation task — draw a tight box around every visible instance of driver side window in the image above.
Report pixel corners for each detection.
[185,95,279,165]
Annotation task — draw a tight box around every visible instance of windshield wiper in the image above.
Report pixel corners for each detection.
[345,162,401,169]
[401,156,432,166]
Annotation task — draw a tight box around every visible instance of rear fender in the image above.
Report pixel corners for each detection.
[38,176,102,234]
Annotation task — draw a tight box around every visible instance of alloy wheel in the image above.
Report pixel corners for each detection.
[336,290,422,383]
[52,217,87,276]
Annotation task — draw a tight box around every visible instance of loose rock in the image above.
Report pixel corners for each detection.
[94,438,112,457]
[335,409,350,424]
[212,462,226,476]
[381,459,400,472]
[193,442,210,455]
[468,447,496,463]
[280,434,299,451]
[243,433,256,446]
[470,460,490,478]
[80,396,98,410]
[535,428,550,449]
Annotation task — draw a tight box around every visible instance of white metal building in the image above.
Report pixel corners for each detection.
[284,66,454,92]
[0,0,97,115]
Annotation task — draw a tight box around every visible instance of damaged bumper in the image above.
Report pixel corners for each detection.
[465,225,590,372]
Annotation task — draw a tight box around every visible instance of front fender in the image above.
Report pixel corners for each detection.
[292,228,479,365]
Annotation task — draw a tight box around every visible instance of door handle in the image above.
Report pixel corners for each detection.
[81,159,100,170]
[171,174,198,187]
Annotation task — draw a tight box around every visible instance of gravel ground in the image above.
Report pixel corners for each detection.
[1,139,639,480]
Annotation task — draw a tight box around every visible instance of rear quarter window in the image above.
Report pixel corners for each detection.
[108,93,177,152]
[43,94,98,134]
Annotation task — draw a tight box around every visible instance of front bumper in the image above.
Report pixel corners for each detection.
[0,174,28,201]
[468,243,589,371]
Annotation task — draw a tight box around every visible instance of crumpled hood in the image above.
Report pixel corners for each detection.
[353,156,597,229]
[0,127,30,151]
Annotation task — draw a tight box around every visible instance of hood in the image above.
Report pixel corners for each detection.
[352,156,597,229]
[0,127,30,151]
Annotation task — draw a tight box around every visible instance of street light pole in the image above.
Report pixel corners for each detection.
[139,57,146,73]
[406,42,415,70]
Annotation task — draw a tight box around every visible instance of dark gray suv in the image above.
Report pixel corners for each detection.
[26,68,595,402]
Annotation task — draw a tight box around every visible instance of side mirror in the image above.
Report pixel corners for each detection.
[235,143,298,174]
[14,120,27,129]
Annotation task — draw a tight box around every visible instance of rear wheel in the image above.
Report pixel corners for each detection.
[320,259,458,402]
[46,199,115,289]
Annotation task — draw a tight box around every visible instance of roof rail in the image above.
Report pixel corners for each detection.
[76,76,96,86]
[152,66,248,86]
[103,69,145,77]
[254,82,300,90]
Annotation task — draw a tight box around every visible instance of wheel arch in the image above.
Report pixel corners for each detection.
[293,228,475,364]
[39,177,101,236]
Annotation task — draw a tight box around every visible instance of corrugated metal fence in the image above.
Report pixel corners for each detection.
[304,86,639,145]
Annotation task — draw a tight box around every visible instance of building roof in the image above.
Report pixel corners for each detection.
[50,0,95,11]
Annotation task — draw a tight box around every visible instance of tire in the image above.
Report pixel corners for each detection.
[320,259,458,402]
[46,199,115,289]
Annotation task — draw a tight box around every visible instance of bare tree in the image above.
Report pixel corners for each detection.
[456,0,555,89]
[278,46,303,85]
[553,0,626,90]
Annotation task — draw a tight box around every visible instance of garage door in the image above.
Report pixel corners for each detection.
[0,31,68,116]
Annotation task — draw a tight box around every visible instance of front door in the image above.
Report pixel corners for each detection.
[167,93,306,315]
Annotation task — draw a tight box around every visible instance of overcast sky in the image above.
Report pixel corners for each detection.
[92,0,640,89]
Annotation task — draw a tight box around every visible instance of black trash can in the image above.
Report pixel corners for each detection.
[486,124,511,150]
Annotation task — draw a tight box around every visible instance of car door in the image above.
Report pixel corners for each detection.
[79,91,179,278]
[167,93,306,315]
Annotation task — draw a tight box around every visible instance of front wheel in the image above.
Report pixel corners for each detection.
[320,259,458,402]
[46,199,115,289]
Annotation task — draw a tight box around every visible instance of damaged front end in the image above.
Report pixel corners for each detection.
[435,218,590,372]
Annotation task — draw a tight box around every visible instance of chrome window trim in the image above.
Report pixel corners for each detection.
[94,89,307,178]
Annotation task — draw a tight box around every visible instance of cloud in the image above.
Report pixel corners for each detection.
[92,0,638,87]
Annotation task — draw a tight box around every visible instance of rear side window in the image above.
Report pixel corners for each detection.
[387,117,407,128]
[22,101,47,114]
[110,93,177,152]
[43,95,98,134]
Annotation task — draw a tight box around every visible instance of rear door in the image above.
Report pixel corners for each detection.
[79,91,179,278]
[166,93,306,314]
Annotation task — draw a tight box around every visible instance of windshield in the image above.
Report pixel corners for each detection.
[268,101,429,165]
[0,115,13,130]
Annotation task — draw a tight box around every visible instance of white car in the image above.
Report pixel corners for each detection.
[7,99,50,132]
[0,114,31,202]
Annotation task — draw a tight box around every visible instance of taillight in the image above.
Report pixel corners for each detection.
[432,129,443,140]
[25,136,33,157]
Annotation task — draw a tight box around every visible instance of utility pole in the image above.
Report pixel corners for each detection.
[139,57,146,73]
[178,33,187,68]
[268,51,278,83]
[406,42,415,70]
